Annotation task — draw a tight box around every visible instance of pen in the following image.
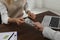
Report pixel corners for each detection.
[8,33,14,40]
[23,17,28,19]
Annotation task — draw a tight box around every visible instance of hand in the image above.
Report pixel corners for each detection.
[14,17,25,25]
[28,13,36,20]
[33,22,44,31]
[8,17,24,25]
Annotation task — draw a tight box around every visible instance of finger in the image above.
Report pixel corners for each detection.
[28,14,32,18]
[33,22,38,25]
[19,18,25,21]
[21,21,24,23]
[34,22,40,24]
[20,18,24,21]
[18,20,24,23]
[34,26,40,30]
[31,13,36,19]
[33,22,41,27]
[28,13,36,20]
[16,22,20,25]
[28,13,32,17]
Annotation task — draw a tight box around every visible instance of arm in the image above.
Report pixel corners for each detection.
[43,27,60,40]
[34,22,60,40]
[0,2,9,24]
[24,2,31,14]
[24,2,36,19]
[0,2,24,24]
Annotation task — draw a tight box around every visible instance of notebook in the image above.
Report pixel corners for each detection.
[42,15,60,29]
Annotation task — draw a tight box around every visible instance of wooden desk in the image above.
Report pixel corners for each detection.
[0,11,58,40]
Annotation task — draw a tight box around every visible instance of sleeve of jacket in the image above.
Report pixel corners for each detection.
[24,1,31,13]
[0,2,9,24]
[42,27,60,40]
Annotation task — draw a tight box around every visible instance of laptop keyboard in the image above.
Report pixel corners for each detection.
[49,17,59,27]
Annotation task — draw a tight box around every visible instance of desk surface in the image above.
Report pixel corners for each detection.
[0,11,58,40]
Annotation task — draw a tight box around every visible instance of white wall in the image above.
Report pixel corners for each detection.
[27,0,43,9]
[28,0,60,15]
[34,0,43,8]
[28,0,48,14]
[43,0,60,12]
[27,0,35,9]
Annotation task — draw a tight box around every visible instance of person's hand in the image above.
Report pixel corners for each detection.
[14,17,25,25]
[28,12,36,20]
[33,22,44,31]
[8,17,24,25]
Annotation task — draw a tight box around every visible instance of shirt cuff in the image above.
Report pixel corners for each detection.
[42,27,56,40]
[26,8,31,13]
[22,10,28,18]
[2,16,9,24]
[27,8,31,11]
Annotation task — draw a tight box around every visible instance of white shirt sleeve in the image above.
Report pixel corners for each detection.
[22,10,28,18]
[25,0,31,12]
[0,2,9,24]
[42,27,60,40]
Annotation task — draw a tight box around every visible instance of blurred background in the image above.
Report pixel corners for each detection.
[0,0,60,15]
[27,0,60,15]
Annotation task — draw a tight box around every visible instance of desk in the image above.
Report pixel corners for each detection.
[0,11,58,40]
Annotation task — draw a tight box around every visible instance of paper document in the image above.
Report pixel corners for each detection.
[0,32,17,40]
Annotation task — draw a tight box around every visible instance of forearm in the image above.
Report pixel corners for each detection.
[8,17,16,23]
[34,22,60,40]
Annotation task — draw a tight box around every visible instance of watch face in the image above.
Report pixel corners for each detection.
[25,18,35,26]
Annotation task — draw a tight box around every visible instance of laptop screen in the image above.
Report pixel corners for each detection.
[49,17,59,27]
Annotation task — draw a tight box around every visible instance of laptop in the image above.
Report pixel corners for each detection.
[42,15,60,29]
